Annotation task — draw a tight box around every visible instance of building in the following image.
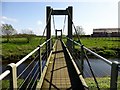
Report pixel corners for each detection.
[92,28,120,37]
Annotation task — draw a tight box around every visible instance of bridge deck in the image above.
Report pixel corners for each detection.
[41,40,72,89]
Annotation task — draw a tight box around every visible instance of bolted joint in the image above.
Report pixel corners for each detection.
[7,63,17,89]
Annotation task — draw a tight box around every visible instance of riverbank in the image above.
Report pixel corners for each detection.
[1,37,120,61]
[74,37,120,58]
[1,36,45,61]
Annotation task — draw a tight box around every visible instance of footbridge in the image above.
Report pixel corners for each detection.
[0,6,120,90]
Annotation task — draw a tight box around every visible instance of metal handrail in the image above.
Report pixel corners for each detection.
[67,37,112,65]
[83,47,112,65]
[0,70,10,80]
[40,38,52,47]
[16,47,39,67]
[16,38,52,67]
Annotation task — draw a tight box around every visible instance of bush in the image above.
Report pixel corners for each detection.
[104,50,116,56]
[98,50,116,57]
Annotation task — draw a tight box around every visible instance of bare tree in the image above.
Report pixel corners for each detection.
[1,24,17,42]
[74,26,85,35]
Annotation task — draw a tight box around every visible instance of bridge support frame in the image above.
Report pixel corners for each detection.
[67,6,73,51]
[46,7,52,58]
[55,29,62,39]
[46,6,73,56]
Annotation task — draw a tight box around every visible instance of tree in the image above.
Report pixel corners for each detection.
[1,24,17,42]
[22,29,34,43]
[74,26,85,35]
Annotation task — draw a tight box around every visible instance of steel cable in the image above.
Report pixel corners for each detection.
[52,15,56,31]
[39,9,53,44]
[83,50,100,90]
[63,15,66,34]
[66,9,82,45]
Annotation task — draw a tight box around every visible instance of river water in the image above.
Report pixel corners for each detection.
[0,58,120,77]
[83,58,119,77]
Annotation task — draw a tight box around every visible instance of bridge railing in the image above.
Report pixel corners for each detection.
[67,37,120,90]
[0,38,53,89]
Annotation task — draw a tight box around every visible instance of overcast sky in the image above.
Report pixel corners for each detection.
[1,1,119,35]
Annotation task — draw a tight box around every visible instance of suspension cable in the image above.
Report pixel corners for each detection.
[63,15,66,33]
[52,15,56,31]
[66,9,82,45]
[83,50,100,90]
[39,9,53,44]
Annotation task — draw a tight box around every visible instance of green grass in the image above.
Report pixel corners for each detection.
[73,37,120,58]
[1,36,46,60]
[79,37,119,49]
[1,37,120,60]
[85,76,120,89]
[1,79,24,89]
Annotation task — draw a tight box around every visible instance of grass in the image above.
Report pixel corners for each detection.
[79,37,119,48]
[85,76,120,89]
[1,79,24,89]
[1,36,46,60]
[1,36,120,60]
[73,37,120,58]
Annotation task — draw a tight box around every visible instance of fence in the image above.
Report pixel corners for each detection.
[0,38,53,89]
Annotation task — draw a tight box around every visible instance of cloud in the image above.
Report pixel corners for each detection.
[1,21,5,24]
[1,16,18,23]
[27,27,33,30]
[37,20,42,25]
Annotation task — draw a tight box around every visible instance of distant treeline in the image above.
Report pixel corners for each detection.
[73,35,91,38]
[2,34,46,38]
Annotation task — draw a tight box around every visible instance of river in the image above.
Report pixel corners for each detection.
[0,58,120,78]
[83,58,120,77]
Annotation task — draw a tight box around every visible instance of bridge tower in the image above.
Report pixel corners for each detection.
[55,29,62,39]
[46,6,73,53]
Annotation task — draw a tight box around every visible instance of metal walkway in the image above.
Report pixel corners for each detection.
[41,40,71,89]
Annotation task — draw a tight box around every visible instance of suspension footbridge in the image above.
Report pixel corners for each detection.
[0,6,120,90]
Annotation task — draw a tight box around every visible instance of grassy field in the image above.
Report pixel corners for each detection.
[1,36,46,60]
[1,36,120,60]
[73,37,120,58]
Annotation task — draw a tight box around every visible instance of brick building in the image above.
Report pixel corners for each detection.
[92,28,120,37]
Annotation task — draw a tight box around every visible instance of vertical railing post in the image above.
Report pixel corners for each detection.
[110,61,119,90]
[80,45,84,76]
[38,45,42,77]
[7,63,17,89]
